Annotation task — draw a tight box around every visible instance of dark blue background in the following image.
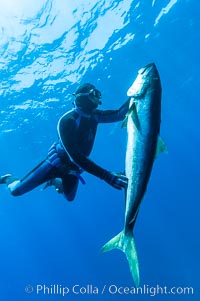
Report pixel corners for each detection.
[0,0,199,300]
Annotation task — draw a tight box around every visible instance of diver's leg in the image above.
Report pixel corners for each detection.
[42,178,64,193]
[3,160,55,196]
[0,143,66,197]
[62,174,79,201]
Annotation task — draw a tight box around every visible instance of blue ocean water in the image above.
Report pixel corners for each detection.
[0,0,199,300]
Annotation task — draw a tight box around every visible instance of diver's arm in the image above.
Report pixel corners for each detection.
[94,98,130,123]
[58,116,107,178]
[58,116,128,189]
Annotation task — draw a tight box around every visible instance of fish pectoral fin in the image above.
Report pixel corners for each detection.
[155,136,168,158]
[122,116,128,128]
[101,230,140,287]
[131,104,140,131]
[122,101,136,128]
[122,98,140,131]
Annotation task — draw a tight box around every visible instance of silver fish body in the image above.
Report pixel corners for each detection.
[125,62,162,231]
[102,63,164,287]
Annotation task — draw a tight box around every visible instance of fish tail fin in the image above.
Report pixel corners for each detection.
[101,230,140,287]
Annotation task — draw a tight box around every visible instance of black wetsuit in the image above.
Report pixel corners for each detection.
[8,100,129,201]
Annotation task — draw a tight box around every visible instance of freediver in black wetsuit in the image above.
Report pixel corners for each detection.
[0,83,129,201]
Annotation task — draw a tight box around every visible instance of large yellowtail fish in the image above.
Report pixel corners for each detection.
[101,63,166,287]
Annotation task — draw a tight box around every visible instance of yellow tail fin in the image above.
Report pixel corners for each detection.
[101,230,140,287]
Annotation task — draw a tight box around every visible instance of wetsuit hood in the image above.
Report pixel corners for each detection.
[74,83,102,113]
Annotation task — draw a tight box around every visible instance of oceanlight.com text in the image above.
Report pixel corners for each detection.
[24,283,194,297]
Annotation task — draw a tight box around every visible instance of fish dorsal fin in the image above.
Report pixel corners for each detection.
[155,136,168,158]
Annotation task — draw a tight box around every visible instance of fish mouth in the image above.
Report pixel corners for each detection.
[139,63,156,76]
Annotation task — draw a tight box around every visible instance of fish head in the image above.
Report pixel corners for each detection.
[127,63,158,98]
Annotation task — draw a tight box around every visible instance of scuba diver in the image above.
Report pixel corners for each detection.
[0,83,129,201]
